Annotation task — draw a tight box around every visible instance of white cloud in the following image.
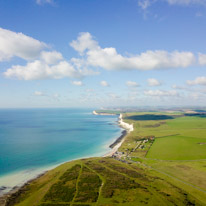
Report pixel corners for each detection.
[34,91,46,96]
[0,27,46,62]
[166,0,206,6]
[138,0,152,10]
[100,81,109,87]
[71,32,195,71]
[2,30,98,80]
[144,89,178,96]
[1,30,203,82]
[36,0,53,5]
[4,60,81,80]
[198,53,206,65]
[126,81,139,87]
[72,81,83,86]
[70,32,99,55]
[187,76,206,85]
[88,49,195,70]
[4,55,98,81]
[147,78,161,86]
[40,51,63,64]
[137,0,206,10]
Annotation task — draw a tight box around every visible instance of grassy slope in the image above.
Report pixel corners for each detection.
[6,158,205,206]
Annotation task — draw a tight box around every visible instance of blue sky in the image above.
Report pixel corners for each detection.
[0,0,206,108]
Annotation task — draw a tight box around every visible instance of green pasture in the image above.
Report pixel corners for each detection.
[146,135,206,160]
[121,113,206,160]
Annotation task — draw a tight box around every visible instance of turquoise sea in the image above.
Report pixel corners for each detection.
[0,108,121,194]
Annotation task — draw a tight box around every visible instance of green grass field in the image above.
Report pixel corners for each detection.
[120,114,206,160]
[146,135,206,160]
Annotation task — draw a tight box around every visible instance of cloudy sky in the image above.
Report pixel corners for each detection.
[0,0,206,108]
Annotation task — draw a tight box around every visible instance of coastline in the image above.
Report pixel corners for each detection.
[1,111,133,205]
[0,173,46,206]
[100,111,134,157]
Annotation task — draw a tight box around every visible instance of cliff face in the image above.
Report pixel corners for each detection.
[118,114,134,132]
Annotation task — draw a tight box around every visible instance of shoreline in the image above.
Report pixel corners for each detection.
[1,111,133,205]
[0,172,46,206]
[101,112,134,157]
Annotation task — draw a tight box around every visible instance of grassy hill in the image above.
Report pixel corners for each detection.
[5,157,204,206]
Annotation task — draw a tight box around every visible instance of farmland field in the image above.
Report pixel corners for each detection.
[146,135,206,160]
[146,116,206,160]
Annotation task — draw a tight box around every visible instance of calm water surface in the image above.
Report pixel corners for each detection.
[0,108,121,186]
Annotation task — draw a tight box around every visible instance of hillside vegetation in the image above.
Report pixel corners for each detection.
[6,158,204,206]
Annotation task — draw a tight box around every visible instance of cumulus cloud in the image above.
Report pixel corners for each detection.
[0,29,202,81]
[70,32,98,55]
[147,78,161,86]
[144,89,178,96]
[2,28,99,80]
[187,76,206,85]
[100,80,109,87]
[0,28,46,62]
[4,60,81,80]
[198,53,206,65]
[40,51,63,64]
[71,32,195,71]
[126,81,139,87]
[36,0,53,5]
[72,81,83,86]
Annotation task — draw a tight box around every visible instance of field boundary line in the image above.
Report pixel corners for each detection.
[144,140,155,157]
[156,134,180,138]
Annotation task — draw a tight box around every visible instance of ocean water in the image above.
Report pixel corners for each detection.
[0,108,121,194]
